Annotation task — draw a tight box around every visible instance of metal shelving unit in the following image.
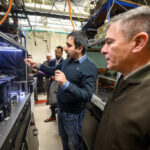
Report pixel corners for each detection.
[82,0,143,40]
[83,0,142,29]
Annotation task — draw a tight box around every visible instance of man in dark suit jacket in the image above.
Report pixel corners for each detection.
[44,46,63,122]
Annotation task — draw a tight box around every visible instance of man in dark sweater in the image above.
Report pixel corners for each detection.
[25,31,98,150]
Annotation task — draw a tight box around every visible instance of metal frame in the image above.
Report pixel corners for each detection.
[0,31,28,82]
[82,0,141,30]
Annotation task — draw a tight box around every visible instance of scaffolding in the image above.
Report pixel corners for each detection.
[82,0,148,40]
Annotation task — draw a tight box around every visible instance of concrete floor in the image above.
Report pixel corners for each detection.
[34,94,63,150]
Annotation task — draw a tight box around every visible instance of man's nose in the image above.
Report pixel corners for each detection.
[64,46,68,52]
[101,44,107,54]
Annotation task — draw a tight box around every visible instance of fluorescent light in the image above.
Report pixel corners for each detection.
[0,49,23,52]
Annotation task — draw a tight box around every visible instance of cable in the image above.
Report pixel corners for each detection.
[71,9,88,22]
[21,0,32,30]
[71,0,88,19]
[68,0,75,30]
[115,0,128,11]
[33,0,37,46]
[120,0,142,6]
[105,0,115,21]
[40,0,56,23]
[56,0,65,2]
[71,1,90,22]
[0,0,13,25]
[64,0,67,11]
[51,32,60,46]
[144,0,148,5]
[54,4,65,16]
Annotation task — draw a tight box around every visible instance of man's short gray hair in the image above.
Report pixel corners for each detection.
[106,6,150,41]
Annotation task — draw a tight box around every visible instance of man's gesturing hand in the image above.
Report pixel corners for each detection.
[55,70,67,87]
[24,59,40,68]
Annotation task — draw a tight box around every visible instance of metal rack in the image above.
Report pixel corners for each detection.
[0,31,39,150]
[0,75,18,85]
[82,0,143,40]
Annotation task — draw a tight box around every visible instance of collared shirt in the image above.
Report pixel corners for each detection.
[78,53,87,63]
[56,58,62,66]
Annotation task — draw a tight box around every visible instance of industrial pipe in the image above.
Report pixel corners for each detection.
[0,0,13,25]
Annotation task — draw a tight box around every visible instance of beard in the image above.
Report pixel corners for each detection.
[66,54,74,62]
[56,55,61,60]
[66,54,70,60]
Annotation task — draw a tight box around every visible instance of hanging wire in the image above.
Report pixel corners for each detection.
[21,0,32,30]
[71,9,89,22]
[114,0,128,11]
[68,0,75,30]
[54,4,65,15]
[71,1,88,18]
[64,0,67,11]
[144,0,148,5]
[33,0,37,46]
[51,32,60,45]
[51,0,77,30]
[105,0,115,21]
[119,0,142,5]
[71,1,90,22]
[0,0,13,25]
[56,0,64,2]
[40,0,56,23]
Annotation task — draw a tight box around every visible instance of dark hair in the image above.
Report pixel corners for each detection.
[56,46,63,52]
[28,54,32,57]
[67,31,88,54]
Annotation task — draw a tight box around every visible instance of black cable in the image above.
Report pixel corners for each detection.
[56,0,65,2]
[33,0,37,46]
[64,0,67,11]
[21,0,32,30]
[39,0,56,23]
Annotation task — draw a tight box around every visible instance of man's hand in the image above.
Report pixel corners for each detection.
[24,59,40,68]
[28,73,33,77]
[55,70,67,87]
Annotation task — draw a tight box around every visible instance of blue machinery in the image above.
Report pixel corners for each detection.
[82,0,142,30]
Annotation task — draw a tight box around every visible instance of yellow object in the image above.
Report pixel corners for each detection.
[120,0,142,6]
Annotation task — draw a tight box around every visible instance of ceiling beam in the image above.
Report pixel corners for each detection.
[11,9,85,21]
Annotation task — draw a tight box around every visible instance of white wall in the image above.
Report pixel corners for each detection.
[26,31,68,63]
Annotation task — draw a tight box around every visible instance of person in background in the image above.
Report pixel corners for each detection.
[24,31,98,150]
[43,53,52,100]
[27,54,32,59]
[95,6,150,150]
[43,53,52,66]
[44,46,64,122]
[27,54,38,101]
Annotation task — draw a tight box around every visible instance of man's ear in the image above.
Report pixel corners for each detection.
[78,46,83,53]
[132,32,149,53]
